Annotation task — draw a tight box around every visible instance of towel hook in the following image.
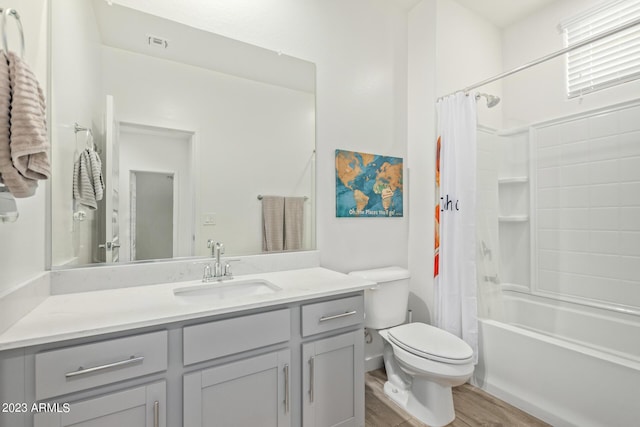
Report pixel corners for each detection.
[74,123,95,151]
[1,8,25,58]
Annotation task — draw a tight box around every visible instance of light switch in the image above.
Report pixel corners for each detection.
[202,213,216,225]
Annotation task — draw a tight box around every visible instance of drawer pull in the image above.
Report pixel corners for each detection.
[153,400,159,427]
[319,310,357,323]
[65,355,145,379]
[284,364,290,413]
[309,356,315,402]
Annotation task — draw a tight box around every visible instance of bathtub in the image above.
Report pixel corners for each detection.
[472,291,640,427]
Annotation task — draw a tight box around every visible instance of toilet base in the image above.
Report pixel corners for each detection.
[383,376,455,427]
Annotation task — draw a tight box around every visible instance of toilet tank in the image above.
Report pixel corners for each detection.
[349,267,411,329]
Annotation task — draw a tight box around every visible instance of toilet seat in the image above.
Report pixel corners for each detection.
[387,323,473,365]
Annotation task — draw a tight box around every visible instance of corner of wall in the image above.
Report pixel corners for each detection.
[407,0,437,324]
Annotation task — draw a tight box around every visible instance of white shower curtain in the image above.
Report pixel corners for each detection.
[434,92,478,363]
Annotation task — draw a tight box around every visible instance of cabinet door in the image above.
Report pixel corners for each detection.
[34,381,165,427]
[183,349,291,427]
[302,330,364,427]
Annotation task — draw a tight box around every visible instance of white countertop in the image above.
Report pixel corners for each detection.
[0,267,374,351]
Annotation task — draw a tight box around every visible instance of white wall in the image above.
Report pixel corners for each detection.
[502,0,640,126]
[407,0,437,325]
[435,0,503,130]
[3,0,412,297]
[0,0,49,295]
[112,0,411,272]
[50,0,103,266]
[102,47,315,256]
[119,127,192,262]
[407,0,503,324]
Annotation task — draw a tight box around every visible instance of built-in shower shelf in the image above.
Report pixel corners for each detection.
[498,176,528,184]
[498,215,529,222]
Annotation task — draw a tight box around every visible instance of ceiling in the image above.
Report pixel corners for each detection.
[452,0,560,28]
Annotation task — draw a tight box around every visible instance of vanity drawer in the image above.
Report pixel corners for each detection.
[301,295,364,337]
[183,308,291,365]
[35,331,168,400]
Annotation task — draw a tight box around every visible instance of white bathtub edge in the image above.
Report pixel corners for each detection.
[471,377,572,427]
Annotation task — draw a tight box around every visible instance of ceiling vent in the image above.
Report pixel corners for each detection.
[147,35,169,49]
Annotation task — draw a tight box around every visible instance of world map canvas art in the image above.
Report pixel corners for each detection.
[335,149,403,217]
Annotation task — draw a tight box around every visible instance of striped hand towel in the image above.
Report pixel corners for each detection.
[0,51,38,197]
[73,149,104,209]
[8,51,50,183]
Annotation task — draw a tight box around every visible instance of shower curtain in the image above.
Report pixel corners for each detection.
[434,92,478,363]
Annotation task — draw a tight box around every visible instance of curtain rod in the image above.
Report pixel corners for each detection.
[441,16,640,98]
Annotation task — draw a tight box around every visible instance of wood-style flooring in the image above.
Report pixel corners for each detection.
[365,369,551,427]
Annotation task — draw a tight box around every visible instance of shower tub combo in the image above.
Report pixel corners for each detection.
[473,291,640,427]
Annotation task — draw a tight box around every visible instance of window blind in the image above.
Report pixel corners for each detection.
[559,0,640,98]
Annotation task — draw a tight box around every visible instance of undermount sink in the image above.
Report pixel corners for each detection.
[173,279,281,300]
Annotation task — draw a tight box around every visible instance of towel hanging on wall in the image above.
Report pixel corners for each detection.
[73,148,104,209]
[0,50,50,198]
[262,195,285,252]
[284,197,305,251]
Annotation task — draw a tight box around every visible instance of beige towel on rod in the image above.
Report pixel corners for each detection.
[284,197,305,251]
[262,195,285,252]
[8,51,50,182]
[0,51,38,197]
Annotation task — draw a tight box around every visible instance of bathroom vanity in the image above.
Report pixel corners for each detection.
[0,267,372,427]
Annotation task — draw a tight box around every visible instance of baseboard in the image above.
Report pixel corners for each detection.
[472,378,572,427]
[365,354,384,372]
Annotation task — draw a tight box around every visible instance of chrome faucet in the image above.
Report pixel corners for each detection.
[205,240,232,281]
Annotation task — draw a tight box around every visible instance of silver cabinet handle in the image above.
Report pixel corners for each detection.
[65,355,144,378]
[319,310,357,322]
[283,364,290,413]
[153,400,159,427]
[309,356,315,402]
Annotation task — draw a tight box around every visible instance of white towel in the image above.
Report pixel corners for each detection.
[284,197,305,250]
[262,195,285,252]
[0,51,38,197]
[73,149,104,209]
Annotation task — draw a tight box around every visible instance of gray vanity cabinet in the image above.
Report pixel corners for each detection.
[0,292,366,427]
[29,331,168,427]
[302,331,364,427]
[183,349,291,427]
[301,296,365,427]
[181,308,292,427]
[33,381,166,427]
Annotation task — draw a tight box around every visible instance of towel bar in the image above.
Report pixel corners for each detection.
[0,8,24,58]
[0,186,18,223]
[257,195,308,200]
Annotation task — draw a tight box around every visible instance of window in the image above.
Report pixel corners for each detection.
[559,0,640,98]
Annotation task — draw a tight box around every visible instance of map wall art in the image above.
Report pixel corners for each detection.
[335,149,403,218]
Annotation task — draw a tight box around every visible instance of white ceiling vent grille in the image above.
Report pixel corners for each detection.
[559,0,640,98]
[147,35,169,49]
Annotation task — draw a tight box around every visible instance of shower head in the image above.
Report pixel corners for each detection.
[476,92,501,108]
[486,94,501,108]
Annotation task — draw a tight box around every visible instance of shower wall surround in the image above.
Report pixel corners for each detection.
[534,102,640,309]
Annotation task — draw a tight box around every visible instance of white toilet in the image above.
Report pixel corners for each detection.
[349,266,474,427]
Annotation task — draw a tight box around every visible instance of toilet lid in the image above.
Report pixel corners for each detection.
[387,323,473,365]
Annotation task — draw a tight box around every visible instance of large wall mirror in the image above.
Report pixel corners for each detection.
[50,0,316,268]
